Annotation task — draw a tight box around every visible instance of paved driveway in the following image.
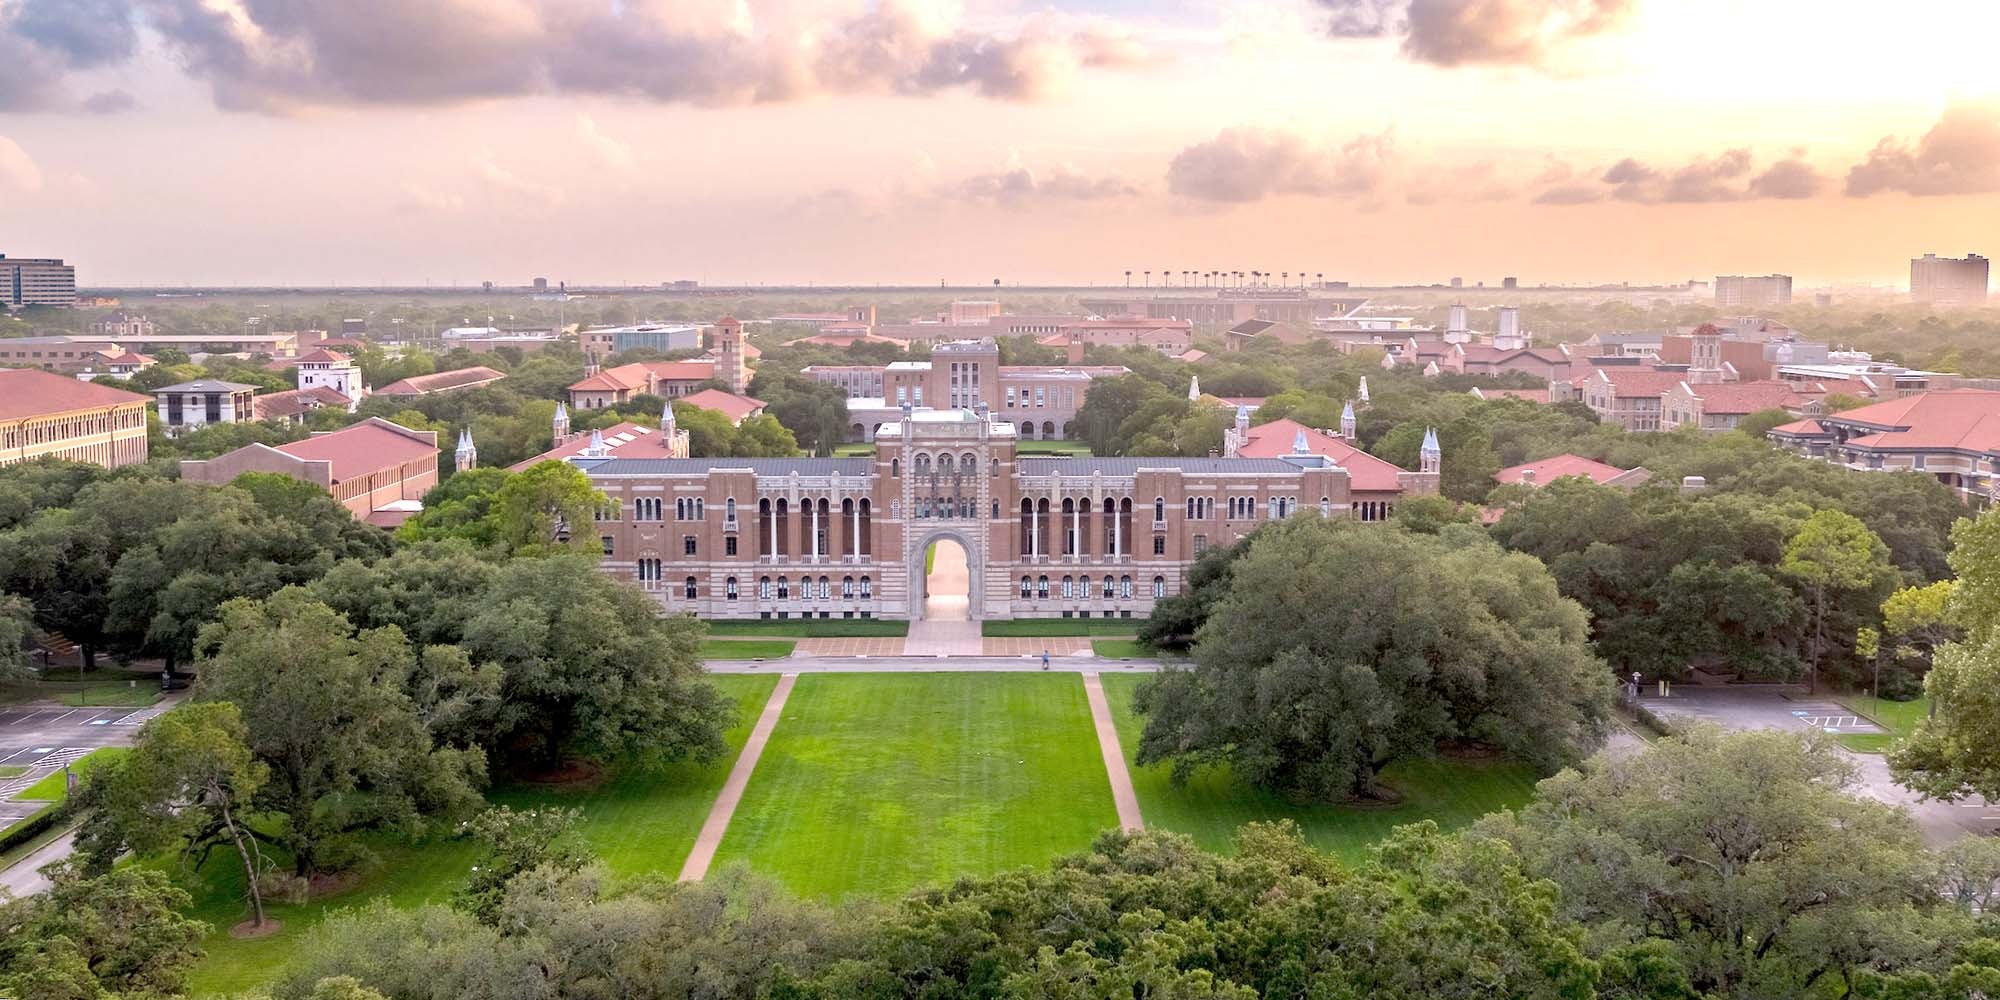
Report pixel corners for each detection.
[1639,686,1991,847]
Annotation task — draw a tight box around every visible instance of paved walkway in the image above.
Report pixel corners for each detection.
[905,619,982,656]
[794,637,906,657]
[0,830,75,897]
[982,637,1095,657]
[1082,673,1144,832]
[679,673,797,882]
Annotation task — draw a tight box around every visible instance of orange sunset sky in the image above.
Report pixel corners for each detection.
[0,0,1995,288]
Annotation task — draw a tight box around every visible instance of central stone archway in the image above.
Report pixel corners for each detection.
[908,528,983,621]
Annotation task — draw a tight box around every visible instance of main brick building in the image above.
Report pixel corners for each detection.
[561,406,1440,621]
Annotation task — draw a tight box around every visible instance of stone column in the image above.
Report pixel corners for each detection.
[1113,499,1122,559]
[850,501,860,561]
[810,501,820,559]
[766,501,776,558]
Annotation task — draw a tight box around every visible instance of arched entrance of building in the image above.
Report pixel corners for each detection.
[911,531,980,621]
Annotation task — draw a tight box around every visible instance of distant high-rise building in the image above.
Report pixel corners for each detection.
[1502,276,1518,289]
[1449,276,1464,289]
[0,255,78,308]
[532,277,549,292]
[1714,274,1792,309]
[1910,253,1988,306]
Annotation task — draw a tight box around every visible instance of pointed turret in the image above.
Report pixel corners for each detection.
[454,428,477,473]
[1292,429,1309,454]
[1340,400,1357,438]
[1420,427,1441,475]
[581,428,607,458]
[1234,404,1250,439]
[1187,375,1200,402]
[662,400,676,429]
[1357,376,1370,404]
[552,401,570,444]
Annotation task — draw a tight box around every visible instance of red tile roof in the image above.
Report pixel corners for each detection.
[1676,380,1807,414]
[1821,390,2000,452]
[376,365,507,396]
[678,388,766,423]
[251,386,351,420]
[508,421,669,471]
[1230,417,1408,491]
[0,367,150,421]
[294,349,353,365]
[1769,417,1827,436]
[1589,369,1689,398]
[568,360,718,394]
[1495,454,1633,486]
[276,418,436,482]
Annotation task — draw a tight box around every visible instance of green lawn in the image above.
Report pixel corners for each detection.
[1092,640,1159,659]
[182,673,780,997]
[701,639,796,660]
[710,673,1116,899]
[704,618,908,638]
[1098,674,1540,862]
[832,443,875,457]
[981,618,1141,637]
[1837,693,1931,753]
[55,684,161,707]
[16,748,129,802]
[0,765,26,779]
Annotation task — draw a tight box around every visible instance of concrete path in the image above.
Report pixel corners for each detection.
[0,830,74,898]
[708,655,1165,674]
[904,619,982,657]
[679,673,798,882]
[1082,673,1144,832]
[794,637,906,657]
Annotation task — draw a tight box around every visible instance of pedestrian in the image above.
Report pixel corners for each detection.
[1042,649,1050,670]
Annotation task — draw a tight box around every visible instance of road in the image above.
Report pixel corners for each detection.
[0,696,177,896]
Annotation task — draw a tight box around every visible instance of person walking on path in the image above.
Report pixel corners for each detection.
[1042,649,1050,670]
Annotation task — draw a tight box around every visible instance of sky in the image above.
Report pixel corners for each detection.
[0,0,1996,289]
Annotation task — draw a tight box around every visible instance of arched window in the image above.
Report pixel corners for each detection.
[1120,575,1133,598]
[991,501,1000,520]
[818,576,830,599]
[1152,576,1166,598]
[990,458,1000,477]
[759,576,772,599]
[960,453,977,475]
[1320,496,1331,517]
[842,576,854,598]
[891,458,900,477]
[859,575,872,598]
[1102,575,1115,598]
[727,497,737,522]
[914,453,931,476]
[1061,576,1074,599]
[1020,575,1033,598]
[1154,496,1165,522]
[1042,421,1055,438]
[726,577,739,600]
[1186,497,1196,520]
[776,576,790,599]
[1020,421,1035,438]
[1037,575,1050,598]
[685,577,698,599]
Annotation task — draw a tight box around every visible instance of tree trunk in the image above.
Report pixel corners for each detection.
[81,645,96,671]
[216,790,267,928]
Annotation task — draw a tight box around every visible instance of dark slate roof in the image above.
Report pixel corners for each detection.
[1019,457,1307,475]
[579,457,876,476]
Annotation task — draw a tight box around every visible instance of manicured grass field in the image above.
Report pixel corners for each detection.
[16,747,128,801]
[700,639,797,660]
[56,684,160,707]
[1837,693,1931,753]
[1092,640,1160,659]
[1098,674,1540,862]
[704,618,908,638]
[1014,440,1093,456]
[981,618,1140,637]
[710,673,1116,899]
[182,673,780,997]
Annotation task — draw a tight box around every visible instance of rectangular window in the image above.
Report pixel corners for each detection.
[684,536,697,556]
[1193,534,1208,555]
[1153,537,1165,555]
[725,536,738,556]
[601,536,614,556]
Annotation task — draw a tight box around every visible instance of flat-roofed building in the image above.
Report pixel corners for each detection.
[580,322,704,359]
[1911,253,1989,306]
[0,336,123,373]
[179,418,440,526]
[0,367,149,468]
[0,255,77,308]
[1714,274,1793,309]
[154,379,258,436]
[90,312,153,338]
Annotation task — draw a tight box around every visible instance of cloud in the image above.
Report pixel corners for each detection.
[82,89,137,113]
[1318,0,1633,68]
[1846,103,2000,197]
[574,115,633,171]
[0,136,44,195]
[1405,160,1524,205]
[1167,127,1395,203]
[955,153,1138,203]
[471,148,562,206]
[0,0,1161,114]
[1534,148,1824,204]
[1747,154,1824,199]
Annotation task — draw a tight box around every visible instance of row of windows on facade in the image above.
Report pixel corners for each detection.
[2,407,145,447]
[1018,575,1167,599]
[630,568,879,601]
[604,492,1375,535]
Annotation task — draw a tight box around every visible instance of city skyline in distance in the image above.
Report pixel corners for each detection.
[0,0,1996,289]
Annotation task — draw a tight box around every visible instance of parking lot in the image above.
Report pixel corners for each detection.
[0,701,174,826]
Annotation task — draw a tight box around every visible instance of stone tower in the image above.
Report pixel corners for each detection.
[1688,322,1725,385]
[714,316,747,394]
[454,428,477,473]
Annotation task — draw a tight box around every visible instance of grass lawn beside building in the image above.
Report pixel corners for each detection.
[1097,674,1540,862]
[182,673,780,997]
[704,619,908,638]
[700,639,797,660]
[709,672,1116,899]
[981,619,1139,638]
